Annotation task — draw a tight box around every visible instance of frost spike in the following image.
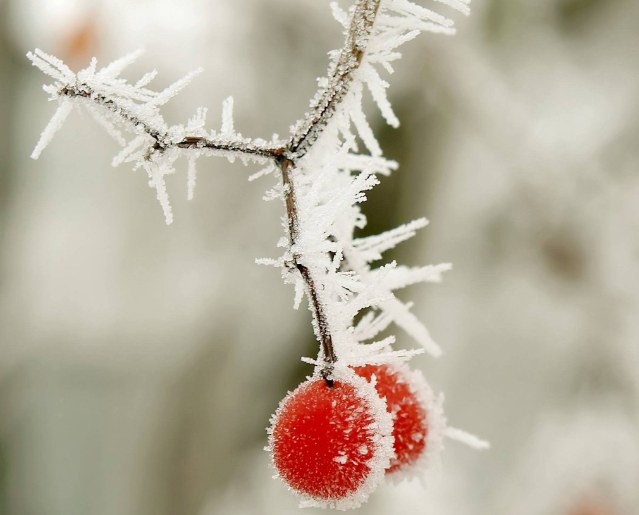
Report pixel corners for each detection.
[145,163,173,225]
[29,48,75,82]
[353,218,429,262]
[248,163,275,182]
[375,263,453,291]
[135,69,158,88]
[353,310,394,342]
[112,136,147,167]
[434,0,471,16]
[187,154,198,200]
[97,48,145,79]
[389,0,455,27]
[363,64,400,128]
[445,427,491,449]
[330,1,350,28]
[379,297,442,357]
[151,68,203,106]
[31,100,74,159]
[221,96,235,135]
[350,82,383,157]
[84,104,127,147]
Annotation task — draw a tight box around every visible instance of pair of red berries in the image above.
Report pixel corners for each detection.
[267,362,443,509]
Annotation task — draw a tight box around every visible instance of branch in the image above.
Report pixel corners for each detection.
[287,0,382,158]
[27,48,285,171]
[58,83,284,160]
[277,0,384,379]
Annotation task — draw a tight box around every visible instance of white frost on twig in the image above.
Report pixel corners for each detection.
[27,0,470,362]
[27,49,275,223]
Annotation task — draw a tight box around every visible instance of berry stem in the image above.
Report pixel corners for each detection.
[278,156,337,382]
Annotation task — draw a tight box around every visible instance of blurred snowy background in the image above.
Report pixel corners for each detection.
[1,0,639,514]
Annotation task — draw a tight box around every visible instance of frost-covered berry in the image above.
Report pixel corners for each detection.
[353,362,444,476]
[267,370,394,510]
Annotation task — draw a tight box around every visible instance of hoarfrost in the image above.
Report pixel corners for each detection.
[30,99,73,159]
[28,0,481,502]
[220,96,234,135]
[27,49,277,221]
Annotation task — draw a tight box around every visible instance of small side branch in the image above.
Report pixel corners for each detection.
[58,84,284,160]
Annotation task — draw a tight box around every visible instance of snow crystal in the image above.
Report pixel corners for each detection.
[30,99,73,159]
[390,0,455,28]
[144,161,173,225]
[151,68,203,107]
[187,154,199,201]
[97,48,145,79]
[27,48,74,83]
[330,2,350,29]
[352,218,429,262]
[380,297,442,357]
[220,96,235,135]
[445,427,491,450]
[248,164,276,182]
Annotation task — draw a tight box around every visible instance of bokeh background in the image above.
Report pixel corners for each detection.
[1,0,639,514]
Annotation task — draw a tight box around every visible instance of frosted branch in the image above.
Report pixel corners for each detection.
[288,0,383,158]
[54,82,283,160]
[28,0,470,376]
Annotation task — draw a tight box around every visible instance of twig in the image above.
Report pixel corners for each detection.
[58,84,285,160]
[288,0,382,158]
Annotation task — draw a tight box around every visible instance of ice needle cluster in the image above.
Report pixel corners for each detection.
[28,0,470,370]
[27,49,281,224]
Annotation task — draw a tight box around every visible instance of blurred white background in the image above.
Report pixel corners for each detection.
[1,0,638,514]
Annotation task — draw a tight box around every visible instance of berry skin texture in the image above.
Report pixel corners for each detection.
[267,370,394,510]
[353,362,444,477]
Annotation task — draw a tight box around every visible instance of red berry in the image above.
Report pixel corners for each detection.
[268,371,394,509]
[353,362,444,476]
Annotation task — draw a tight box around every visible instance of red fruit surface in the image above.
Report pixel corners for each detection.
[269,378,379,501]
[354,363,428,473]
